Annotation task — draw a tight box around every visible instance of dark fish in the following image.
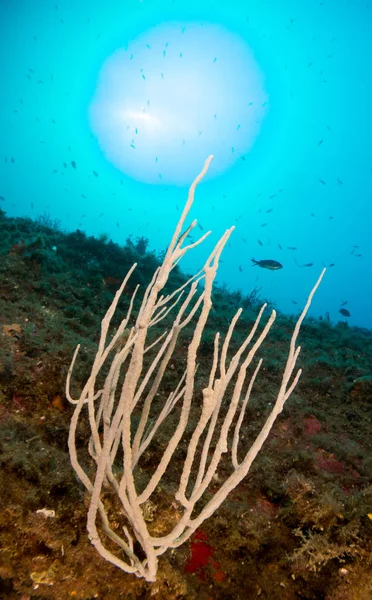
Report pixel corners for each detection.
[317,139,323,146]
[0,196,4,201]
[302,263,314,267]
[291,300,298,305]
[319,178,326,185]
[340,300,348,307]
[239,265,243,272]
[266,208,273,212]
[278,243,282,250]
[93,170,99,177]
[71,160,76,169]
[287,246,297,250]
[337,178,344,185]
[257,239,263,246]
[329,263,335,267]
[339,308,350,317]
[251,258,283,270]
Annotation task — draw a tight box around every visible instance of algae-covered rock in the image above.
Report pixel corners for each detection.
[349,375,372,402]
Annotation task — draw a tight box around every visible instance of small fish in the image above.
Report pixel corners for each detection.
[198,223,204,231]
[317,139,323,146]
[339,308,350,317]
[329,263,335,267]
[340,300,348,307]
[337,178,344,185]
[0,196,4,201]
[278,244,283,250]
[93,170,99,177]
[287,246,297,250]
[239,265,243,272]
[291,300,298,305]
[266,208,273,213]
[257,239,263,246]
[302,263,314,267]
[261,223,267,227]
[251,258,283,270]
[319,178,326,185]
[71,160,76,169]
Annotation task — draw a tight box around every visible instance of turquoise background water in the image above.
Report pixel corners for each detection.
[0,0,371,328]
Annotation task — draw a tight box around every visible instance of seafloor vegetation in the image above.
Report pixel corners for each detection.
[0,207,371,600]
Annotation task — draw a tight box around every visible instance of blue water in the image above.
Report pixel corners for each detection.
[1,0,371,328]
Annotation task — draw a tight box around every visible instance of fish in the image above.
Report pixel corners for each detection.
[319,178,326,185]
[0,196,4,201]
[317,139,323,146]
[302,263,314,267]
[287,246,297,250]
[239,265,243,272]
[71,160,76,169]
[251,258,283,270]
[337,178,344,185]
[257,239,263,246]
[93,170,99,177]
[339,308,350,317]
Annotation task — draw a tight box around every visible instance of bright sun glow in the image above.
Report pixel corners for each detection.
[90,22,268,185]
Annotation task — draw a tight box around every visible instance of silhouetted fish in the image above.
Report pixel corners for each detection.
[251,258,283,270]
[339,308,350,317]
